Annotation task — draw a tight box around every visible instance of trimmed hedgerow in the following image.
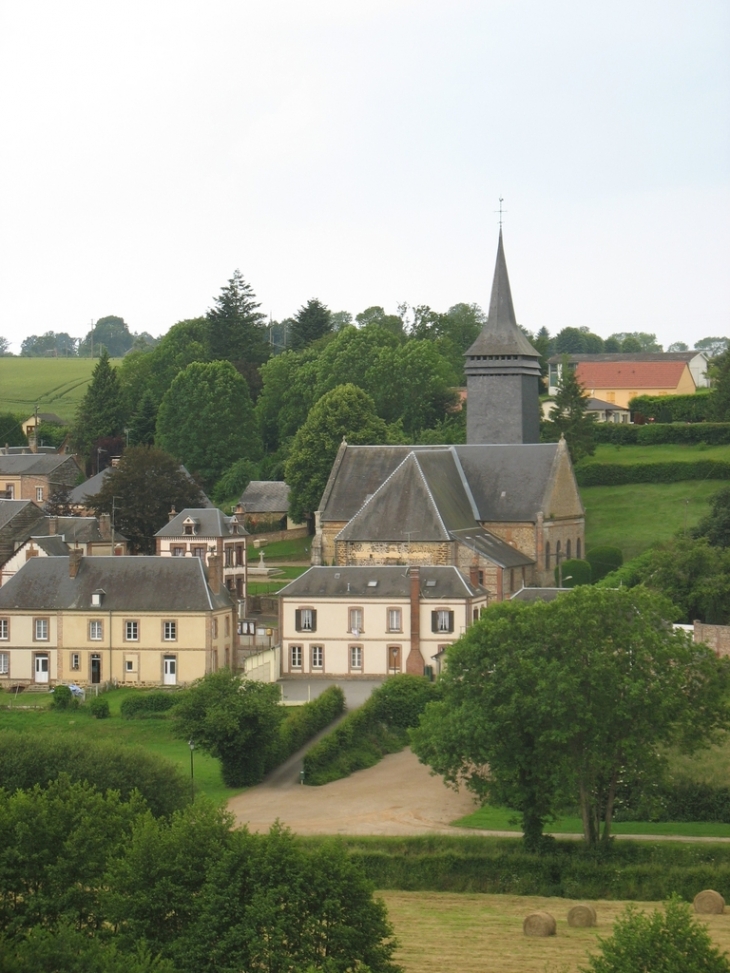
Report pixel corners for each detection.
[593,422,730,446]
[120,691,180,719]
[586,546,623,583]
[630,393,714,423]
[303,675,440,786]
[273,685,345,768]
[615,779,730,825]
[575,460,730,487]
[554,558,592,587]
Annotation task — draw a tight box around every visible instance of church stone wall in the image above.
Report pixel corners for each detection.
[483,522,537,561]
[334,540,452,567]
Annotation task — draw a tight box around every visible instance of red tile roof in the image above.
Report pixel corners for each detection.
[575,361,689,390]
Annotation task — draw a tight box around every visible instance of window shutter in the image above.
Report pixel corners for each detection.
[295,609,301,631]
[310,610,317,632]
[447,611,454,633]
[431,611,438,633]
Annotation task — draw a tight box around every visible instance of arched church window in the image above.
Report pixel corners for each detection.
[545,541,550,570]
[566,539,571,559]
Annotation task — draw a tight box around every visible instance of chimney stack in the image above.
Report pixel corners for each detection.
[406,566,426,675]
[168,506,177,522]
[207,549,222,592]
[99,513,112,541]
[48,517,58,536]
[69,549,83,578]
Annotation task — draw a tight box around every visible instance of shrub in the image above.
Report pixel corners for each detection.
[586,546,623,582]
[50,685,78,711]
[580,896,730,973]
[554,558,592,587]
[274,685,346,768]
[630,392,715,423]
[88,696,110,719]
[575,460,730,487]
[0,730,189,816]
[120,691,180,719]
[593,422,730,446]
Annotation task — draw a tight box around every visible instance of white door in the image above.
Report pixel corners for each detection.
[163,656,177,685]
[35,654,49,684]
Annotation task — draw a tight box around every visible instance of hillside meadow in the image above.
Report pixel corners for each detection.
[0,357,113,423]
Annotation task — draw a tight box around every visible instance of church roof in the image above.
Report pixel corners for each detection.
[464,230,539,359]
[452,444,561,521]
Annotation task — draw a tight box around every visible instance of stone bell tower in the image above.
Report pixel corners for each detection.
[464,230,541,444]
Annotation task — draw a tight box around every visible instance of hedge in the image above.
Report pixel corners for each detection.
[120,690,180,719]
[629,393,715,423]
[272,684,345,769]
[303,675,440,786]
[616,780,730,825]
[593,422,730,446]
[575,460,730,487]
[585,546,623,582]
[554,558,591,587]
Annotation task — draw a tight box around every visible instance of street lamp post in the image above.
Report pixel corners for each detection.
[188,739,195,802]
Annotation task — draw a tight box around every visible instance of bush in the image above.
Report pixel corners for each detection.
[586,546,623,582]
[303,675,440,785]
[593,422,730,446]
[580,896,730,973]
[0,730,189,817]
[554,558,592,587]
[615,779,730,825]
[88,696,110,719]
[630,392,715,423]
[50,685,78,711]
[575,460,730,487]
[120,691,180,719]
[273,685,345,768]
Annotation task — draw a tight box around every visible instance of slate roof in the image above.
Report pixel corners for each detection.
[69,469,110,504]
[321,443,564,528]
[25,412,65,425]
[449,528,534,568]
[240,481,290,513]
[33,536,70,557]
[279,565,483,600]
[0,500,37,531]
[548,352,705,364]
[30,517,127,545]
[585,396,630,412]
[156,507,245,538]
[575,360,688,390]
[0,557,233,612]
[0,454,76,476]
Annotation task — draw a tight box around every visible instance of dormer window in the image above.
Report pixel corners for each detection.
[91,589,105,607]
[230,516,240,535]
[183,517,197,536]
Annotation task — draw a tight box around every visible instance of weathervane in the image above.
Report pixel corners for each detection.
[494,196,507,229]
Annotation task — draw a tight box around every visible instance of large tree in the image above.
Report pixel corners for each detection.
[411,586,730,848]
[88,445,204,553]
[289,298,333,350]
[78,316,134,358]
[156,360,261,488]
[205,271,268,391]
[542,359,596,462]
[285,383,391,524]
[72,349,127,459]
[20,331,78,357]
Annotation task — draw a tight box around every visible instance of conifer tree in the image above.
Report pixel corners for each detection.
[289,298,333,350]
[72,349,126,459]
[543,358,596,462]
[128,389,158,446]
[206,270,268,365]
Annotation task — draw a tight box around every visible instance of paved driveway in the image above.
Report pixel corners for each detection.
[278,677,385,710]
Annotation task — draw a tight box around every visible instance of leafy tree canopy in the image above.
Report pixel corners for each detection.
[156,360,261,488]
[555,326,604,354]
[696,336,729,358]
[0,413,25,447]
[607,331,663,352]
[712,348,730,421]
[78,316,134,358]
[72,349,127,458]
[289,298,333,350]
[693,486,730,549]
[668,341,689,352]
[411,586,730,849]
[285,383,392,523]
[356,305,405,337]
[88,445,204,554]
[20,331,78,357]
[0,336,11,356]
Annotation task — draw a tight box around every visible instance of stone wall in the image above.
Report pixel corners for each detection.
[695,621,730,658]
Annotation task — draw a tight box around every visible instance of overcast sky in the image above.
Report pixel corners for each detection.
[1,0,728,353]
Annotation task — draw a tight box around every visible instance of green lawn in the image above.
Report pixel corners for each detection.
[585,442,730,465]
[583,480,722,560]
[251,535,312,561]
[248,566,308,595]
[0,688,239,805]
[0,357,118,423]
[452,805,730,839]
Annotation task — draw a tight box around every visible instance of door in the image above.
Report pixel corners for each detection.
[90,654,101,684]
[163,656,177,685]
[388,645,401,675]
[34,654,49,684]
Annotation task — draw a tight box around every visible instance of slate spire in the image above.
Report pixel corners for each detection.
[464,230,541,444]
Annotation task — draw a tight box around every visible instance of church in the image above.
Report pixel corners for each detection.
[277,231,585,678]
[311,229,585,595]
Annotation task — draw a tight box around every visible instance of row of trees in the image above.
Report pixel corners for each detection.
[10,317,158,358]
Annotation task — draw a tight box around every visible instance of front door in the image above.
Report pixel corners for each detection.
[388,645,401,675]
[90,654,101,684]
[34,654,49,684]
[163,656,177,685]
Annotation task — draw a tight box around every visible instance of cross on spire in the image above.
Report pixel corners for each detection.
[494,196,507,229]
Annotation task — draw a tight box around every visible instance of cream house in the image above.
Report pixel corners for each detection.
[0,553,235,689]
[279,565,487,678]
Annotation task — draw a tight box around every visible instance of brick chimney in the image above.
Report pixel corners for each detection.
[168,506,177,522]
[99,513,112,541]
[69,549,83,578]
[48,517,58,536]
[207,550,222,592]
[406,566,426,676]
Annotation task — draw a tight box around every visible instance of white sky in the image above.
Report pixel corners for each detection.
[0,0,728,353]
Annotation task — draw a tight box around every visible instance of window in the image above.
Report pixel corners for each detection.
[545,541,550,570]
[163,621,177,641]
[236,545,244,566]
[311,645,324,670]
[36,487,43,502]
[224,547,233,567]
[5,485,13,499]
[0,652,8,675]
[566,539,571,559]
[89,620,103,641]
[290,645,303,669]
[125,620,139,641]
[126,659,134,672]
[193,547,205,559]
[606,391,616,403]
[431,610,454,634]
[0,618,8,640]
[577,537,582,560]
[295,608,316,632]
[172,546,185,557]
[34,618,48,641]
[225,616,230,636]
[350,645,363,670]
[71,653,80,670]
[348,607,363,634]
[212,618,218,638]
[387,608,401,632]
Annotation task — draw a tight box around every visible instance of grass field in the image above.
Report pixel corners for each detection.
[583,479,722,559]
[251,535,312,560]
[0,357,116,423]
[379,891,730,973]
[0,687,238,805]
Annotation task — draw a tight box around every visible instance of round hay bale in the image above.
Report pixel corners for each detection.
[567,905,597,928]
[694,890,725,914]
[523,911,557,937]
